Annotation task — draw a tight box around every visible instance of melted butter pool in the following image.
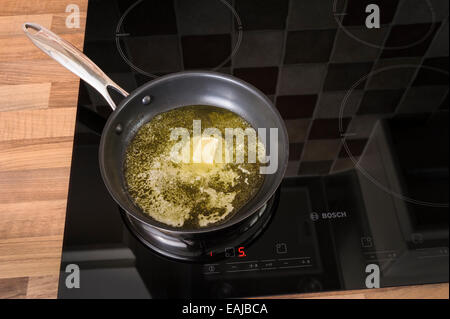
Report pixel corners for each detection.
[124,105,265,229]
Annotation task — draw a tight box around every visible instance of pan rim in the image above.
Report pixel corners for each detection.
[98,70,289,235]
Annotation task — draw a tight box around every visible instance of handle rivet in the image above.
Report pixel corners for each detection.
[115,123,123,134]
[142,95,151,105]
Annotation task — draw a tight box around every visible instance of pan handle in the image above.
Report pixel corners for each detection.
[23,23,128,111]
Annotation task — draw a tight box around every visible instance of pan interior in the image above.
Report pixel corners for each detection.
[123,105,266,229]
[99,72,289,233]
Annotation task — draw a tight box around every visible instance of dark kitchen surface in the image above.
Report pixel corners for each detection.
[58,0,448,298]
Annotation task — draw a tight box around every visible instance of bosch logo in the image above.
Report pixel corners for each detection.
[310,211,348,221]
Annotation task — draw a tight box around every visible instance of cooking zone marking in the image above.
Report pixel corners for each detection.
[115,0,243,78]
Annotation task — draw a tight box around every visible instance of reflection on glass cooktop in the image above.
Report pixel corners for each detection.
[58,0,448,298]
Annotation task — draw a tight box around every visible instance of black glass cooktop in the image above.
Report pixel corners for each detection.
[58,0,449,298]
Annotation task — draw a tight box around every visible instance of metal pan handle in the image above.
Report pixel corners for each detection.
[23,23,128,110]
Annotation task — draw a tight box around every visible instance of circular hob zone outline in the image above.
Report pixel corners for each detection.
[332,0,438,50]
[115,0,243,78]
[338,64,449,208]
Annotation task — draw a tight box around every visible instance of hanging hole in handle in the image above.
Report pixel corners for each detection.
[23,23,42,35]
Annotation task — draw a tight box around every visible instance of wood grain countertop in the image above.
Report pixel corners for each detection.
[0,0,448,299]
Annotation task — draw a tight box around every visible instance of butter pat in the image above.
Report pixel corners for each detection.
[174,135,224,164]
[193,136,221,164]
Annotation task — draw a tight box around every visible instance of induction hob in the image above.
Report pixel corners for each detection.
[58,0,449,298]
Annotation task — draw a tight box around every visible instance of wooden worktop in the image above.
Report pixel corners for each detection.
[0,0,448,299]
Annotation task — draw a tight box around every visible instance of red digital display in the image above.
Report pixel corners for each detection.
[238,247,246,257]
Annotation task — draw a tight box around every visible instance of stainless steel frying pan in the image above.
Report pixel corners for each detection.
[23,23,288,246]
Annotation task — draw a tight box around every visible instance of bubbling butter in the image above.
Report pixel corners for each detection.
[124,105,265,229]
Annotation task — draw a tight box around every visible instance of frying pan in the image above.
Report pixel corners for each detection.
[23,23,289,239]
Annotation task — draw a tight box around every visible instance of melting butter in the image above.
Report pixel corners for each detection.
[124,105,265,229]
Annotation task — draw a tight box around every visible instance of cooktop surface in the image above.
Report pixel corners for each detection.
[58,0,449,298]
